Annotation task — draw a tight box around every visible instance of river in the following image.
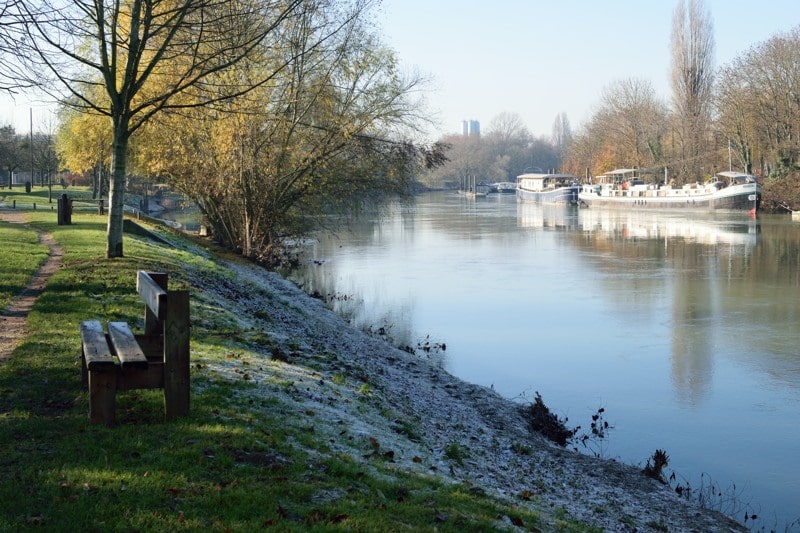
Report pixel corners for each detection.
[285,191,799,529]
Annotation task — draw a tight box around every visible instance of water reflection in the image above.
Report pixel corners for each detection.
[517,202,579,230]
[287,193,800,526]
[576,208,759,246]
[569,209,761,407]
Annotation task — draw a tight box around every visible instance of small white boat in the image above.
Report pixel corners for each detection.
[578,169,761,213]
[516,173,580,205]
[493,182,517,194]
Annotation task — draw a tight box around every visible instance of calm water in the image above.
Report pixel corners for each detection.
[287,192,800,528]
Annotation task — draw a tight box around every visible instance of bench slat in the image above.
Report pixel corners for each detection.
[137,271,167,321]
[80,320,116,371]
[107,322,149,368]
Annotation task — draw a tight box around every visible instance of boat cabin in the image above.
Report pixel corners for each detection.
[517,173,578,191]
[591,168,641,185]
[716,171,758,186]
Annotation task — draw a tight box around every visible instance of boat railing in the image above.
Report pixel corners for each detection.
[598,183,730,198]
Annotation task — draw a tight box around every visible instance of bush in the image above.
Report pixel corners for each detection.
[523,392,576,446]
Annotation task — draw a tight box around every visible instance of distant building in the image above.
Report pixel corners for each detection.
[461,119,480,138]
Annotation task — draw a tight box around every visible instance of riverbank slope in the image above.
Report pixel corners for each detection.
[202,243,747,533]
[0,210,746,531]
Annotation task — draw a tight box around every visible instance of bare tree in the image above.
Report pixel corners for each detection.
[551,112,572,163]
[0,0,32,93]
[484,111,536,178]
[670,0,715,182]
[10,0,302,257]
[487,111,529,145]
[715,64,757,174]
[598,78,669,172]
[715,27,800,178]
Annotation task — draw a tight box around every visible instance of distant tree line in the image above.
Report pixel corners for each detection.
[417,111,565,190]
[0,124,62,191]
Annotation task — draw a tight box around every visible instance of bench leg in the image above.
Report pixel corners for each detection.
[164,291,190,420]
[88,370,117,425]
[80,351,88,390]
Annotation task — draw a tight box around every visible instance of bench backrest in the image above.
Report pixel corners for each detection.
[137,271,168,335]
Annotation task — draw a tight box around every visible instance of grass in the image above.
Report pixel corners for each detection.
[0,184,103,213]
[0,207,601,532]
[0,222,50,310]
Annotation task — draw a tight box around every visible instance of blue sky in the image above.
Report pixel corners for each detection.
[2,1,798,139]
[378,0,800,139]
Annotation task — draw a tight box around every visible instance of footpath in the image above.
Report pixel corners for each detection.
[0,210,64,361]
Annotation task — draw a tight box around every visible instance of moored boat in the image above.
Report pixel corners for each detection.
[460,175,491,197]
[493,181,517,194]
[516,173,580,205]
[578,168,761,213]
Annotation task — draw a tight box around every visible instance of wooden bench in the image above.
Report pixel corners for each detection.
[80,271,190,425]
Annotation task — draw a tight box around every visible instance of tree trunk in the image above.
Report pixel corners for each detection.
[106,118,130,258]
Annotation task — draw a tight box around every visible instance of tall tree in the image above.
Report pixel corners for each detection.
[597,78,668,172]
[131,0,442,263]
[715,64,757,175]
[11,0,302,257]
[487,112,528,146]
[670,0,715,182]
[484,112,534,179]
[551,112,572,163]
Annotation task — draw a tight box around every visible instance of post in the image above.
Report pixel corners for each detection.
[57,193,72,225]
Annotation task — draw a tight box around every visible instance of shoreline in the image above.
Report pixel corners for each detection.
[200,252,747,532]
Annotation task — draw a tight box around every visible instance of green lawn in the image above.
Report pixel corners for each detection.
[0,210,598,532]
[0,222,50,310]
[0,185,102,213]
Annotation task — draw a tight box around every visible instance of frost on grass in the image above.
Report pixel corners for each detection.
[186,254,746,533]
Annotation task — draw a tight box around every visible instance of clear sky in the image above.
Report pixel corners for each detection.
[1,1,798,139]
[377,0,800,139]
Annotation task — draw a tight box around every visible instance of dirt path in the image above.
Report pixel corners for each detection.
[0,210,64,361]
